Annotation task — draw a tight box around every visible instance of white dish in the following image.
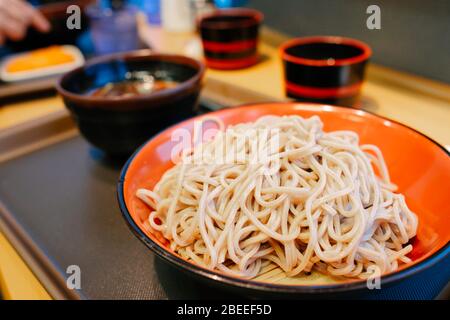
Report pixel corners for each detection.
[0,45,84,83]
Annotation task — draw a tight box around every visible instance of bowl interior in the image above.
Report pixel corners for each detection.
[286,42,364,61]
[281,37,371,66]
[60,55,199,97]
[121,103,450,287]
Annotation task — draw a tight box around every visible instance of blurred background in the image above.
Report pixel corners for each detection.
[0,0,448,82]
[248,0,450,83]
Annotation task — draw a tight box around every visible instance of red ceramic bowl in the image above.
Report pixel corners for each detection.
[118,102,450,297]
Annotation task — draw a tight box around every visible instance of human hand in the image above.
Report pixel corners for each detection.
[0,0,51,45]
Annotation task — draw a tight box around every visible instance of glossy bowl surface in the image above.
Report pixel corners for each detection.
[56,50,204,155]
[280,36,371,107]
[118,102,450,294]
[199,8,263,70]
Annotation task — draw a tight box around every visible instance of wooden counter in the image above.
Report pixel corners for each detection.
[0,27,449,299]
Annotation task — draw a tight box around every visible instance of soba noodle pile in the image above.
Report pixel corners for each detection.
[137,115,418,279]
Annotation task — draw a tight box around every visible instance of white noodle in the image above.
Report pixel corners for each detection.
[136,115,418,279]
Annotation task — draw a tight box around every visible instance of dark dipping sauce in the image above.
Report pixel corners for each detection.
[88,72,180,98]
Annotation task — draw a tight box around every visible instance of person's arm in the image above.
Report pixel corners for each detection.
[0,0,50,45]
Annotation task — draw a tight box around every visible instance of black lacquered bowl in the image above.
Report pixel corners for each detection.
[56,50,204,156]
[280,36,372,107]
[199,8,263,70]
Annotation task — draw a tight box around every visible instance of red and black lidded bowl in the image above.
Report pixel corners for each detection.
[280,36,372,107]
[199,8,264,70]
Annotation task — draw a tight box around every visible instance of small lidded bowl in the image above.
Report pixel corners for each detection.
[199,8,263,70]
[280,36,372,107]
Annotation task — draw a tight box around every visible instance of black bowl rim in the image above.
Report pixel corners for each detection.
[280,36,372,67]
[56,49,205,108]
[117,102,450,294]
[198,8,264,30]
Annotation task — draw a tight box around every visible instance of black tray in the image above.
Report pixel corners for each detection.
[0,99,227,299]
[0,79,277,299]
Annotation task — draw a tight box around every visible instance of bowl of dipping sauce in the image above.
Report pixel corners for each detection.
[56,50,204,156]
[199,8,263,70]
[280,36,371,107]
